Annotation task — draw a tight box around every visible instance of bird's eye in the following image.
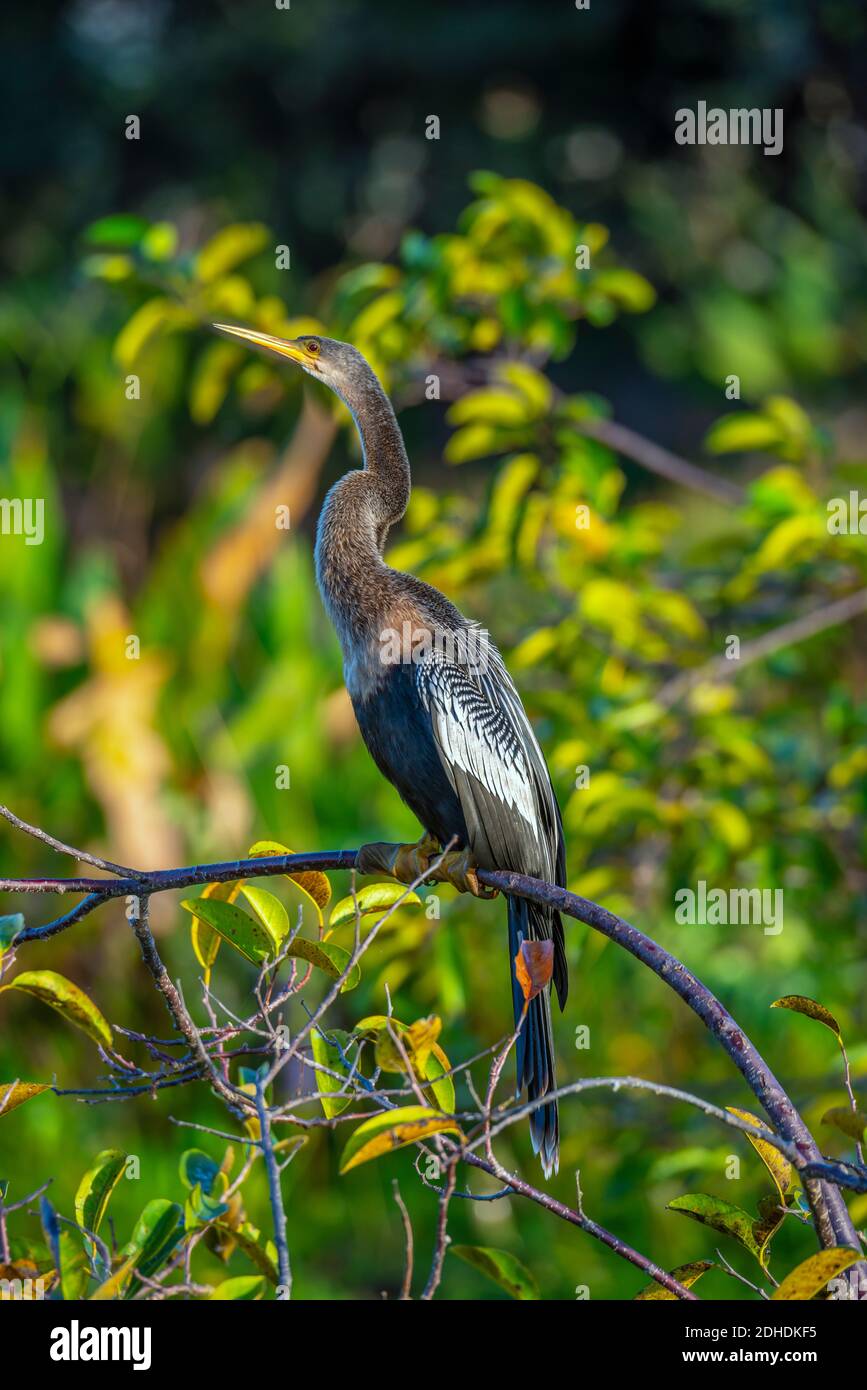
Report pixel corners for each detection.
[306,339,320,356]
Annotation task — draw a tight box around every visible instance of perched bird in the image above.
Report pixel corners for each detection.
[213,325,568,1175]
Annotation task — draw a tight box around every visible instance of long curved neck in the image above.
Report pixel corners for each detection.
[343,372,411,524]
[314,375,412,655]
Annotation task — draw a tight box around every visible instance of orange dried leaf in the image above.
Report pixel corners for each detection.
[515,940,554,1001]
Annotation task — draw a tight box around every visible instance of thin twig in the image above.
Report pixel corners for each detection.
[656,587,867,710]
[256,1078,291,1296]
[392,1180,414,1300]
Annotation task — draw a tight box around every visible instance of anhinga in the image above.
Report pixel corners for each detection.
[214,325,568,1175]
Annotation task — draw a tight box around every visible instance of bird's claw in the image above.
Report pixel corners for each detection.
[429,848,499,899]
[355,835,438,884]
[355,839,498,898]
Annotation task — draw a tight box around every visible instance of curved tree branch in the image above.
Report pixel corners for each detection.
[0,826,861,1267]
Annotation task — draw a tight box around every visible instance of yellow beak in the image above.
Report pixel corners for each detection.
[212,323,310,365]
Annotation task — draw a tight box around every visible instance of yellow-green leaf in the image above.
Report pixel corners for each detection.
[772,1247,861,1301]
[328,883,421,935]
[727,1108,794,1206]
[285,937,360,992]
[1,971,112,1048]
[212,1222,278,1284]
[704,413,784,455]
[0,1081,50,1117]
[771,995,842,1041]
[354,1015,455,1111]
[339,1105,463,1173]
[240,886,289,949]
[180,897,274,965]
[444,423,500,464]
[75,1150,128,1236]
[593,267,656,313]
[249,839,331,932]
[495,362,552,416]
[114,297,192,369]
[196,223,269,282]
[447,388,530,428]
[59,1230,90,1301]
[310,1027,354,1118]
[210,1274,265,1300]
[667,1193,772,1268]
[90,1253,138,1301]
[190,340,243,425]
[821,1106,867,1142]
[634,1260,715,1300]
[450,1245,539,1300]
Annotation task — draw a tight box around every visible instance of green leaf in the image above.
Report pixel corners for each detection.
[179,1148,221,1194]
[184,1182,229,1232]
[634,1260,715,1300]
[339,1106,463,1174]
[180,897,274,965]
[0,1081,50,1117]
[209,1274,266,1300]
[127,1199,184,1280]
[771,995,842,1041]
[328,883,421,935]
[1,970,112,1048]
[450,1245,538,1300]
[0,914,25,953]
[75,1149,127,1235]
[240,886,290,949]
[310,1028,354,1119]
[84,214,150,248]
[772,1247,861,1300]
[187,879,242,975]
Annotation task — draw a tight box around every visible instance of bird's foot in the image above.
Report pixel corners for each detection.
[355,834,439,885]
[355,838,498,898]
[427,847,499,899]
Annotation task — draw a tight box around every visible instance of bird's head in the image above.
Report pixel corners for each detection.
[212,324,378,411]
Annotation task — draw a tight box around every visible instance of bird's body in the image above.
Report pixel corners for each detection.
[214,324,568,1175]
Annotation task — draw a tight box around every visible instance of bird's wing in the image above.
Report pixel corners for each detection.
[414,645,561,883]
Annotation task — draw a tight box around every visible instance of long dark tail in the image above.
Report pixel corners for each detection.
[507,894,568,1179]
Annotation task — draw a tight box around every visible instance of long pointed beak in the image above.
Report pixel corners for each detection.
[212,323,309,365]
